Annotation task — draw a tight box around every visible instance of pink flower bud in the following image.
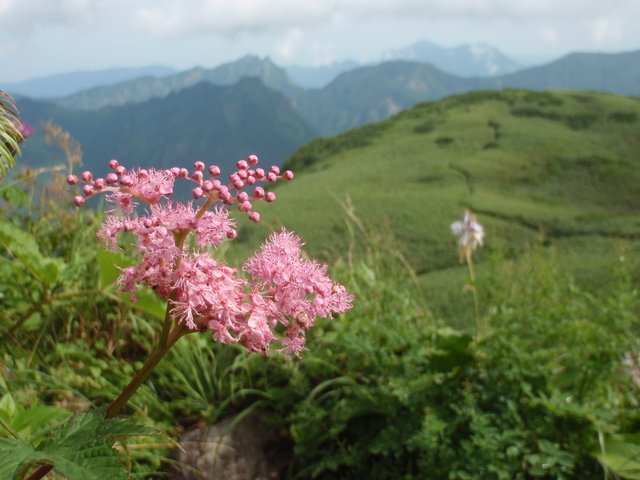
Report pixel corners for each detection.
[220,190,231,201]
[209,165,221,177]
[94,178,106,189]
[120,175,132,186]
[194,161,205,171]
[283,170,294,180]
[253,186,265,197]
[238,192,249,202]
[249,212,260,222]
[106,173,118,184]
[192,171,203,182]
[109,159,119,169]
[115,165,126,175]
[265,192,276,202]
[179,168,189,178]
[270,166,280,175]
[237,159,248,170]
[245,176,256,185]
[248,154,259,166]
[255,168,265,178]
[226,229,238,239]
[202,180,214,192]
[81,171,93,182]
[240,201,252,211]
[212,180,222,189]
[169,167,180,177]
[234,179,244,190]
[139,169,149,178]
[66,175,78,185]
[192,187,204,199]
[82,184,94,196]
[143,218,154,228]
[266,172,277,182]
[73,195,85,207]
[237,170,248,180]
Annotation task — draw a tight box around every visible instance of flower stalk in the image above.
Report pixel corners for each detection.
[65,155,354,419]
[451,209,485,340]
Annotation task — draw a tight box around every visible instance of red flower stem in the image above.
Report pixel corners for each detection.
[26,465,54,480]
[104,322,191,419]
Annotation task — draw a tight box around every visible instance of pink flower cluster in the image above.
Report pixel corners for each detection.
[68,156,353,357]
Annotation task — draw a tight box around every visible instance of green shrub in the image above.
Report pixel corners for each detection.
[435,136,454,147]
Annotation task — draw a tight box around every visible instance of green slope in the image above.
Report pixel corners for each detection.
[232,89,640,318]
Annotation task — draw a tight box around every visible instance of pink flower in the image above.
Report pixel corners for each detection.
[72,156,353,358]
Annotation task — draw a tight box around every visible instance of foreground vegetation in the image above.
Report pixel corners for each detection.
[3,89,640,478]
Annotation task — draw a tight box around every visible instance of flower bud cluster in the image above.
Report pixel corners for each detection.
[67,155,293,223]
[68,156,351,358]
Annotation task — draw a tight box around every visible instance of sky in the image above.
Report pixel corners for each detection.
[0,0,638,83]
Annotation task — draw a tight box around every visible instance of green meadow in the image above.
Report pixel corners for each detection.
[232,89,640,321]
[3,89,640,479]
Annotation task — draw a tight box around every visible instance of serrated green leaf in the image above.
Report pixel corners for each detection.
[34,407,160,480]
[11,405,72,436]
[0,437,38,479]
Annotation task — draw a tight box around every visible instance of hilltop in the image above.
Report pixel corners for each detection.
[230,89,640,319]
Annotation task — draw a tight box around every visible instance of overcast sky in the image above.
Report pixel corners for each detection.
[0,0,638,83]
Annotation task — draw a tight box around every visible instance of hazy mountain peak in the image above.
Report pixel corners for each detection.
[381,40,521,77]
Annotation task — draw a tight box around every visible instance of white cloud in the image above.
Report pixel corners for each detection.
[590,18,624,47]
[0,0,118,34]
[127,0,638,39]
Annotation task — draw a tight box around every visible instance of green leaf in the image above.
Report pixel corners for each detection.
[97,250,167,320]
[596,434,640,479]
[0,437,39,479]
[123,287,167,320]
[0,218,66,285]
[97,250,127,290]
[0,407,161,480]
[11,405,72,438]
[0,184,29,208]
[0,393,17,421]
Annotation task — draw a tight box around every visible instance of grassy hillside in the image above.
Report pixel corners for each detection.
[232,89,640,321]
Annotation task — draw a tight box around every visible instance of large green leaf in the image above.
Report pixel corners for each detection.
[0,407,161,480]
[596,434,640,479]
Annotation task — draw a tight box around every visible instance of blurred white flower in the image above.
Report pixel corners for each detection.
[451,209,484,263]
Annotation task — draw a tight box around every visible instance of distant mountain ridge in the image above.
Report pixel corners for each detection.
[16,78,318,175]
[9,47,640,139]
[292,50,640,134]
[3,66,176,99]
[53,56,302,110]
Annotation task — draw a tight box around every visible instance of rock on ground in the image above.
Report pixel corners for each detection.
[169,409,290,480]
